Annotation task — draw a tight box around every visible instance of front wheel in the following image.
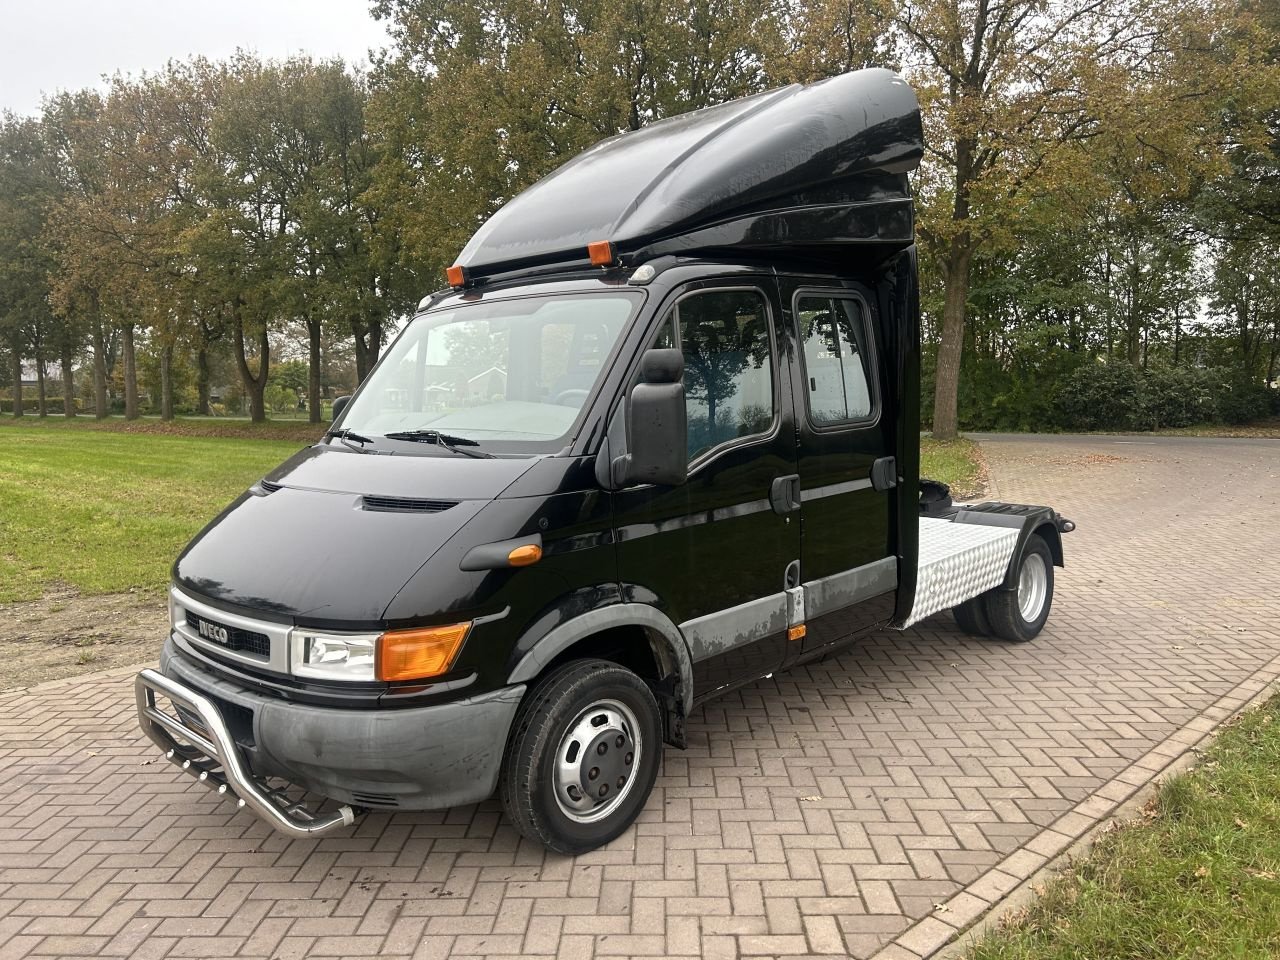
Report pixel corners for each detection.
[500,659,662,855]
[983,534,1054,642]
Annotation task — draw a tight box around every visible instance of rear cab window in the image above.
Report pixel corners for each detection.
[795,294,877,427]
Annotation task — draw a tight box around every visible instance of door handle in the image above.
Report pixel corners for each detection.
[770,474,801,515]
[871,456,897,492]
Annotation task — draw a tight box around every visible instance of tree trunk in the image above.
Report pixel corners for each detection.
[122,324,139,419]
[195,343,211,415]
[1266,314,1279,388]
[35,354,47,417]
[366,317,381,370]
[233,305,269,423]
[931,243,973,441]
[61,346,76,418]
[307,316,322,424]
[9,339,22,419]
[353,317,371,383]
[160,342,175,420]
[91,315,108,418]
[352,314,383,384]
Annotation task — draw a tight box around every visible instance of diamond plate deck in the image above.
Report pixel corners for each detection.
[905,517,1019,627]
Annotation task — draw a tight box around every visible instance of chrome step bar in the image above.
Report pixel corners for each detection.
[135,668,358,839]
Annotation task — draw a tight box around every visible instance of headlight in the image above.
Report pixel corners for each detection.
[289,623,470,682]
[291,631,379,680]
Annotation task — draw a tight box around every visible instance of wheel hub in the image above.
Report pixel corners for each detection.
[1018,552,1048,621]
[554,699,641,823]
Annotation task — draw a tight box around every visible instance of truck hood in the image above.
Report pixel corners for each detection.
[261,443,537,500]
[173,444,536,625]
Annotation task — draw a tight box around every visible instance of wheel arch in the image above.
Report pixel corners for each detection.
[506,604,695,743]
[999,517,1064,590]
[951,505,1065,590]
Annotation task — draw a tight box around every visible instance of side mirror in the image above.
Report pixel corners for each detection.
[612,349,687,487]
[331,395,351,422]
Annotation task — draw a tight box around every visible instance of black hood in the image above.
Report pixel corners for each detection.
[262,444,536,500]
[174,445,536,625]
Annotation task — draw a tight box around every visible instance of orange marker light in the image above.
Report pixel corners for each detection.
[445,264,467,288]
[587,240,617,267]
[788,624,807,642]
[377,622,470,681]
[507,543,543,567]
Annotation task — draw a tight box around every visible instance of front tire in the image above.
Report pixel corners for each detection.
[983,534,1054,642]
[500,659,662,855]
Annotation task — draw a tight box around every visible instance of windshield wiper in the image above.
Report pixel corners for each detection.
[383,429,495,459]
[327,428,375,452]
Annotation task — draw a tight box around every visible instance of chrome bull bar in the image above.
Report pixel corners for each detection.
[135,668,359,839]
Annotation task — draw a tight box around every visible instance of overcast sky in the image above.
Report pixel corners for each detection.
[1,1,391,117]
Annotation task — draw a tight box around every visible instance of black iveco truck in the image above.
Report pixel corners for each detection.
[137,68,1071,854]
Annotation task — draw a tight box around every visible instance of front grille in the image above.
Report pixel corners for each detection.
[361,495,457,513]
[185,610,271,658]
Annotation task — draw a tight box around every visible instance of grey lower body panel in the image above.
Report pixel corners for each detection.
[679,592,788,662]
[803,556,898,621]
[159,638,525,812]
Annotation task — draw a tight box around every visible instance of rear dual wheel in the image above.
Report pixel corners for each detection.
[500,659,662,855]
[953,534,1054,643]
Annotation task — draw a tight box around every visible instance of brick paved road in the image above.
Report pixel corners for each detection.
[2,434,1279,960]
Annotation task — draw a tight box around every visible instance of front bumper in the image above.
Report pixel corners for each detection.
[136,640,526,838]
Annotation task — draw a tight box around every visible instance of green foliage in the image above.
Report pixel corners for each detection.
[1215,375,1278,425]
[1053,362,1146,431]
[264,383,298,415]
[1053,363,1275,432]
[1142,367,1221,429]
[270,359,309,398]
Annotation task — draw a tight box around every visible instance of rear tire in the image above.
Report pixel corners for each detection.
[952,596,992,636]
[500,659,662,855]
[983,534,1054,642]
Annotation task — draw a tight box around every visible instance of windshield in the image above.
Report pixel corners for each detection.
[339,290,641,453]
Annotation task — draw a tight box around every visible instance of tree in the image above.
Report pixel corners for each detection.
[0,114,59,418]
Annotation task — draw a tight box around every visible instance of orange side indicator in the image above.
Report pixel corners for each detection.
[788,624,807,642]
[507,543,543,567]
[377,622,470,681]
[445,264,467,287]
[587,240,617,267]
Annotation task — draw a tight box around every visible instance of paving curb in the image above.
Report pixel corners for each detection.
[867,650,1280,960]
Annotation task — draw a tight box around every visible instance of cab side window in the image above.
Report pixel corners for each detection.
[797,296,874,424]
[654,289,775,462]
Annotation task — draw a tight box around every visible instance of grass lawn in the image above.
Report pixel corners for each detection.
[0,420,308,602]
[970,695,1280,960]
[921,436,985,499]
[0,418,987,603]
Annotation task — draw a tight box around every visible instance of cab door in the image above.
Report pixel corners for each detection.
[612,280,801,700]
[780,281,897,656]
